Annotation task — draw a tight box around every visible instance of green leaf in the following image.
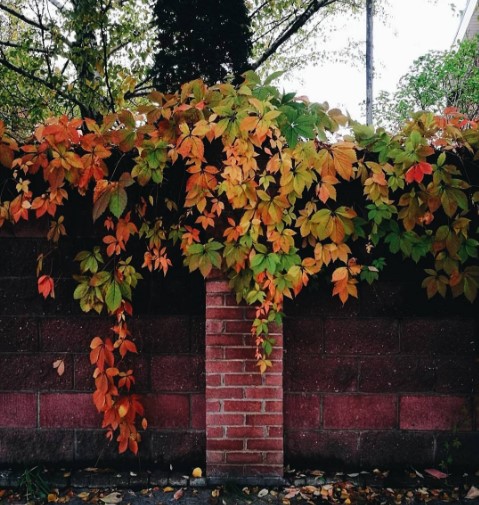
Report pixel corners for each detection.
[73,283,89,300]
[105,281,122,312]
[264,70,285,86]
[109,187,127,218]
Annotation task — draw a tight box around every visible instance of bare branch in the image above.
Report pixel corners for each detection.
[249,0,340,71]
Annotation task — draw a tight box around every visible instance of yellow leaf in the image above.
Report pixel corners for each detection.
[192,467,202,478]
[163,486,174,492]
[48,493,58,502]
[77,491,91,501]
[118,403,129,418]
[331,143,356,181]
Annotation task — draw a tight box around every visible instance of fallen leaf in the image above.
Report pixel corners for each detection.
[163,486,174,492]
[301,486,318,494]
[425,468,448,479]
[100,492,122,504]
[77,491,90,501]
[466,486,479,500]
[242,487,250,495]
[173,489,184,501]
[47,493,58,503]
[192,467,202,478]
[258,488,268,497]
[211,489,220,497]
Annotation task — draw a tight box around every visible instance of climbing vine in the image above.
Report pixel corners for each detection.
[0,72,478,454]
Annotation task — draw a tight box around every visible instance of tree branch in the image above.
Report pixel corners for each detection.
[47,0,66,10]
[248,0,271,20]
[100,14,115,112]
[0,3,72,47]
[0,40,51,54]
[107,39,134,58]
[0,3,45,31]
[249,0,340,71]
[0,53,85,110]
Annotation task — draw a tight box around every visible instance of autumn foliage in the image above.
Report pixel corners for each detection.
[0,73,478,453]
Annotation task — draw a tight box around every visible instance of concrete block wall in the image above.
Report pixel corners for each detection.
[0,231,477,474]
[0,234,206,469]
[284,281,478,469]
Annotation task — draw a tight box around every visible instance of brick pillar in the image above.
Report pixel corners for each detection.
[205,276,284,483]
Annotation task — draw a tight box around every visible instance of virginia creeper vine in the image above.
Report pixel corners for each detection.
[0,73,478,453]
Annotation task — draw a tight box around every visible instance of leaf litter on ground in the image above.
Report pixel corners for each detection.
[1,467,479,504]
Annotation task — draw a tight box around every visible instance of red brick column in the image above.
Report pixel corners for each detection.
[205,276,284,481]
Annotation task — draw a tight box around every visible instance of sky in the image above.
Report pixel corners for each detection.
[285,0,469,122]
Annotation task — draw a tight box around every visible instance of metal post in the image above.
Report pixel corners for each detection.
[366,0,374,125]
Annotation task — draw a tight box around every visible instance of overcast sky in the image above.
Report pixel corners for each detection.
[285,0,469,122]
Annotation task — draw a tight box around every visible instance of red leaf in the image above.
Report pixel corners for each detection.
[425,468,447,479]
[405,162,433,184]
[38,275,55,299]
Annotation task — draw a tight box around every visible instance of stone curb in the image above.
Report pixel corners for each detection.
[1,468,478,493]
[0,469,287,489]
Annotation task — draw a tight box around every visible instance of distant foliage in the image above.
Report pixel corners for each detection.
[1,74,478,453]
[375,36,479,130]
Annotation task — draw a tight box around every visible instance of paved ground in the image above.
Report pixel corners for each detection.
[1,468,479,505]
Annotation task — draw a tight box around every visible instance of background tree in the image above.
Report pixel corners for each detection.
[0,0,152,136]
[0,0,370,136]
[152,0,252,92]
[248,0,367,74]
[374,35,479,130]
